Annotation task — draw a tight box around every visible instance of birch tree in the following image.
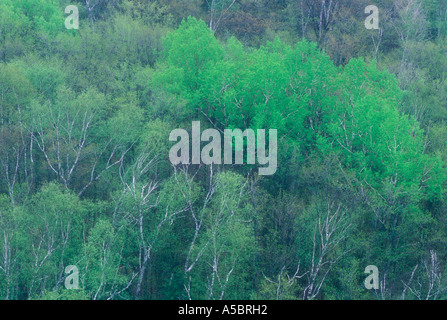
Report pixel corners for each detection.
[23,183,87,298]
[81,219,136,300]
[114,123,188,298]
[0,63,34,204]
[0,196,18,299]
[206,0,237,31]
[300,200,351,300]
[179,170,255,300]
[28,87,136,196]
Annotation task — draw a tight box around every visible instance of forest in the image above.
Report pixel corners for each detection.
[1,0,447,300]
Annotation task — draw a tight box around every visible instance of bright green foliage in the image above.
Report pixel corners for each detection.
[189,172,256,299]
[12,0,64,34]
[81,219,130,300]
[0,0,64,62]
[18,184,88,299]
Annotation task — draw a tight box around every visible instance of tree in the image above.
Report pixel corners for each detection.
[0,63,34,204]
[0,195,19,299]
[81,219,135,300]
[21,183,87,298]
[27,86,138,196]
[206,0,237,31]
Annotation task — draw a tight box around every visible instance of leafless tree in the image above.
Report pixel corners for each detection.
[205,171,250,300]
[180,165,216,275]
[401,250,446,300]
[29,98,132,197]
[175,165,216,299]
[0,209,18,300]
[0,126,34,205]
[84,0,120,24]
[176,166,251,300]
[262,264,306,300]
[302,200,351,300]
[390,0,427,73]
[206,0,237,31]
[117,150,187,298]
[300,0,340,44]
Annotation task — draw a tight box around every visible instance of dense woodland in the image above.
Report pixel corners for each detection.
[1,0,447,300]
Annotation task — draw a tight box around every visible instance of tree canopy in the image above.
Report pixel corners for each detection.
[1,0,447,300]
